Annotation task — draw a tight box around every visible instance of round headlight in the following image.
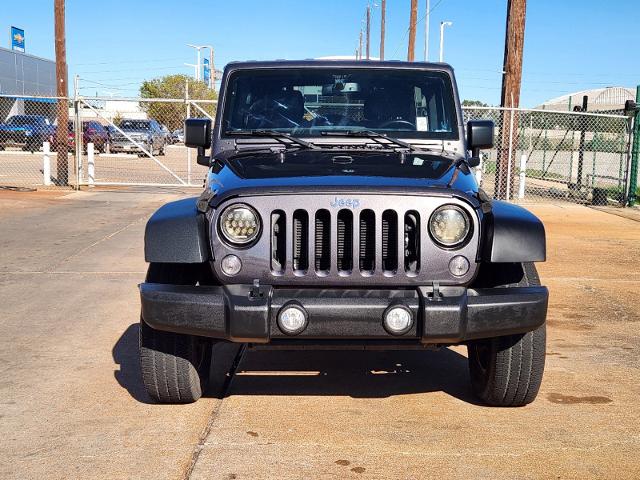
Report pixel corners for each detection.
[219,204,261,246]
[429,205,471,247]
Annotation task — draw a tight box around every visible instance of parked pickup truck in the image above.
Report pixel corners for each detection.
[0,115,56,152]
[109,118,166,156]
[139,60,548,406]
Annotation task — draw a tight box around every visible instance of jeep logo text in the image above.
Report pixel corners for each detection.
[330,197,360,209]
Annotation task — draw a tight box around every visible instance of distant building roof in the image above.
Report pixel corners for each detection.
[536,86,636,113]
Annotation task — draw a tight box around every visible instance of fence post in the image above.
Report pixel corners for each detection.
[73,75,82,190]
[628,85,640,205]
[87,142,95,187]
[518,154,527,199]
[186,78,192,186]
[505,107,516,200]
[43,141,52,186]
[541,106,548,172]
[576,95,588,190]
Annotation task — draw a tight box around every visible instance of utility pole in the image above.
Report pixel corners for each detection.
[359,29,363,60]
[380,0,386,60]
[407,0,418,61]
[54,0,69,186]
[366,4,371,60]
[424,0,430,61]
[496,0,527,199]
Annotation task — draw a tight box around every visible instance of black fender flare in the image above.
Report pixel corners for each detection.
[144,197,210,263]
[482,200,546,263]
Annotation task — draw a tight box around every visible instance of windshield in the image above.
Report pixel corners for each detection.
[222,68,458,140]
[227,151,452,180]
[120,120,150,130]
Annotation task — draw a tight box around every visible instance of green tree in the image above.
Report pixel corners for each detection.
[139,74,217,130]
[462,99,489,107]
[112,111,124,127]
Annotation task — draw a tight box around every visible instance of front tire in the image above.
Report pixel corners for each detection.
[467,263,546,407]
[139,320,212,404]
[139,263,213,403]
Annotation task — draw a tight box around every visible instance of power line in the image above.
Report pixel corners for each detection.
[72,57,185,67]
[77,65,187,75]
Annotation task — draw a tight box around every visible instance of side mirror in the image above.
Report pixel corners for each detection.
[625,100,637,115]
[185,118,212,166]
[466,120,494,167]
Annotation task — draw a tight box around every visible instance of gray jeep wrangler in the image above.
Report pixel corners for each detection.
[139,60,548,406]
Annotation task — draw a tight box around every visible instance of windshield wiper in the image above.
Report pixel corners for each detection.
[225,129,318,150]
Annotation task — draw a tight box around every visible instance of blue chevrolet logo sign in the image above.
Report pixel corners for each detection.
[11,26,25,52]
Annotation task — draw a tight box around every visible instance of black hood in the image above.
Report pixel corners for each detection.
[205,152,479,205]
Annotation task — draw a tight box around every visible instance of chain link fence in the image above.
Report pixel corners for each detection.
[0,92,634,206]
[75,97,216,187]
[0,93,216,190]
[0,94,68,190]
[463,107,632,205]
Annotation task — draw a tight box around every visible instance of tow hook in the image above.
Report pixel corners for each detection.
[429,282,443,302]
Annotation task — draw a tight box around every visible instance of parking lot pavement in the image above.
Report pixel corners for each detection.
[0,188,216,480]
[1,194,639,480]
[0,145,204,188]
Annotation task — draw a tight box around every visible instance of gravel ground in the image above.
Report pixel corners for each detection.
[0,191,638,479]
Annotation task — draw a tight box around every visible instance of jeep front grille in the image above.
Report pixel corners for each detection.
[271,207,423,278]
[211,194,480,286]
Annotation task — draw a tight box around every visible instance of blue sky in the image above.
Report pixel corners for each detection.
[3,0,639,106]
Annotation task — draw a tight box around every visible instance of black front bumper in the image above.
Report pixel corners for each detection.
[140,283,548,345]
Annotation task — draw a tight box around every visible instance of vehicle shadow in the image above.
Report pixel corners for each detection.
[113,324,480,405]
[222,347,480,404]
[112,323,153,404]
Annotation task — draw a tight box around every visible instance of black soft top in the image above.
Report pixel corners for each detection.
[224,59,455,74]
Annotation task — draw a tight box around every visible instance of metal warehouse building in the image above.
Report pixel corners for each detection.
[537,86,636,113]
[0,46,56,121]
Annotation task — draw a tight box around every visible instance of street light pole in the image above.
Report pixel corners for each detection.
[187,44,215,84]
[208,47,215,89]
[366,4,371,60]
[424,0,430,61]
[439,21,453,62]
[186,44,203,80]
[184,63,198,79]
[380,0,386,60]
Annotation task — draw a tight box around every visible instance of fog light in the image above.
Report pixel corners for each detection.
[383,305,413,335]
[449,255,470,277]
[277,304,308,335]
[221,254,242,276]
